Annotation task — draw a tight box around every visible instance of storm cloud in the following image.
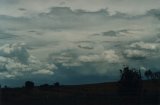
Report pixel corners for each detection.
[0,0,160,86]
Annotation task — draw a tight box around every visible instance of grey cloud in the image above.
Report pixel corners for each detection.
[0,15,30,31]
[0,0,20,4]
[157,33,160,38]
[78,45,94,50]
[49,52,80,67]
[73,41,94,44]
[18,8,26,11]
[59,1,66,5]
[0,7,159,33]
[147,9,160,20]
[78,54,100,63]
[95,29,131,37]
[49,49,123,72]
[77,42,94,50]
[49,50,123,76]
[0,43,29,64]
[123,40,160,60]
[0,15,29,22]
[111,12,128,18]
[0,1,160,86]
[0,31,17,39]
[0,6,159,81]
[28,30,37,33]
[103,31,117,36]
[44,7,109,16]
[0,7,135,32]
[118,29,130,34]
[35,7,111,30]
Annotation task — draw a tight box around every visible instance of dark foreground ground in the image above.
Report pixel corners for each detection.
[0,80,160,105]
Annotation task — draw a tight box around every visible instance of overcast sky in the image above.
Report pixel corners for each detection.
[0,0,160,86]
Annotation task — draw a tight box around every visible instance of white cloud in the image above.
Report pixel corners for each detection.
[32,69,54,75]
[62,62,81,67]
[124,49,148,60]
[0,43,57,79]
[0,72,16,79]
[77,42,94,49]
[0,43,29,64]
[130,41,159,50]
[78,55,100,63]
[54,56,72,63]
[140,66,147,71]
[78,50,121,63]
[102,50,121,63]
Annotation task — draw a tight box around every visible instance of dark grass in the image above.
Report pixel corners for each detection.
[1,80,160,105]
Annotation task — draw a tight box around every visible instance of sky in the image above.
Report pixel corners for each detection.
[0,0,160,87]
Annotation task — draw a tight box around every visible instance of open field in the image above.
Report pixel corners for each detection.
[1,80,159,105]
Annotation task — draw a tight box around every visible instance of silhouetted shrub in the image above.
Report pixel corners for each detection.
[119,66,142,95]
[39,84,51,90]
[40,84,49,87]
[25,81,34,89]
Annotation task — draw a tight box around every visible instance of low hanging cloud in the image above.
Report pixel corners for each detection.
[0,43,57,79]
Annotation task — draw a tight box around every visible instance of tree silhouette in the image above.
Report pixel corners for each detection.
[144,69,153,80]
[119,66,142,95]
[145,70,160,80]
[25,81,34,89]
[154,72,160,80]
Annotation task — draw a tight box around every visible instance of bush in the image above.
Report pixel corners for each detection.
[25,81,34,89]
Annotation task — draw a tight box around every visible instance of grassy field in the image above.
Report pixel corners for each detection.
[1,80,160,105]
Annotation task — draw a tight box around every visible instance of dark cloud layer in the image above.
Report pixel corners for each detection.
[147,9,160,20]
